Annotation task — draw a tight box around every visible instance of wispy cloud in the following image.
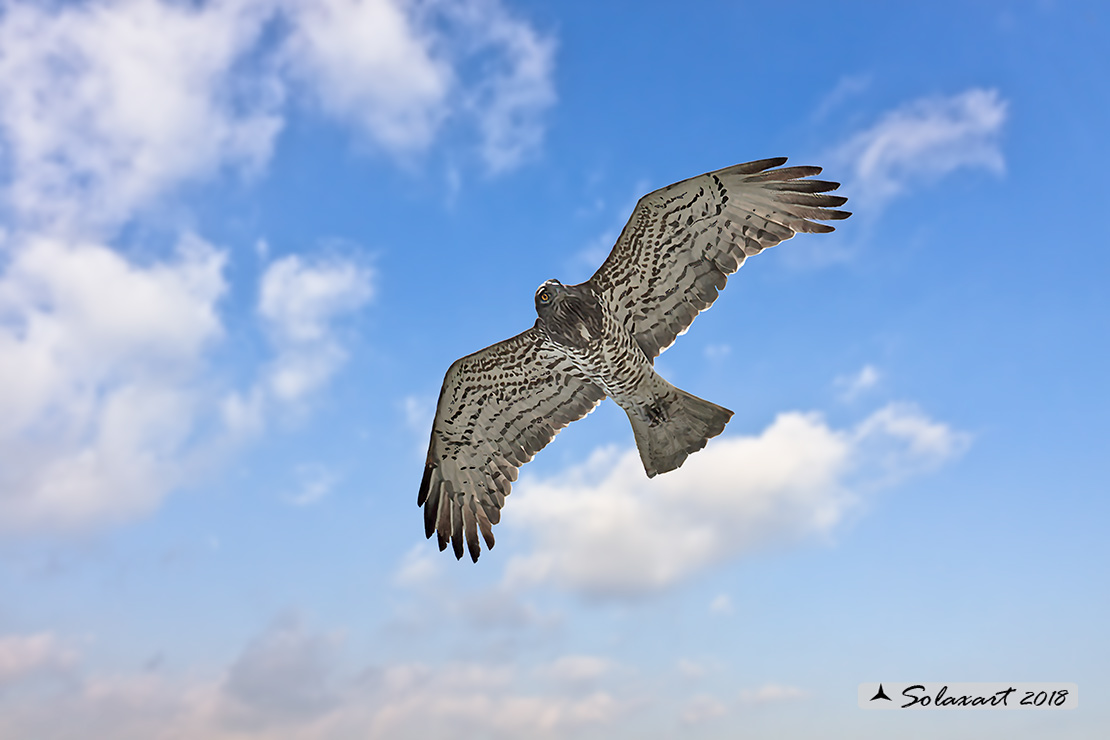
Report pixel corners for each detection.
[503,404,969,598]
[812,73,872,122]
[572,179,649,274]
[835,364,881,401]
[401,393,437,439]
[836,88,1008,210]
[455,1,557,173]
[283,0,556,172]
[285,463,340,507]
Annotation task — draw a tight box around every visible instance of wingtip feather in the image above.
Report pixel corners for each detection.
[417,464,433,506]
[723,157,788,175]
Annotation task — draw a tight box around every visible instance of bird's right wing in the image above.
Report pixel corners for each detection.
[419,326,605,562]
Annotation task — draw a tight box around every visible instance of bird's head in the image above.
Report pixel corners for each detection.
[534,279,563,317]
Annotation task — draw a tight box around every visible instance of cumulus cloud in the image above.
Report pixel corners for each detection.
[0,235,226,533]
[258,253,373,402]
[282,0,450,153]
[837,88,1008,209]
[282,0,555,171]
[0,0,282,232]
[0,0,554,233]
[503,404,969,598]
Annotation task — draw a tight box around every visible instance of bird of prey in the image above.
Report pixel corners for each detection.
[419,157,850,562]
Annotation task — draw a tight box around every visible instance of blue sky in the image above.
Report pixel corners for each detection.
[0,0,1106,737]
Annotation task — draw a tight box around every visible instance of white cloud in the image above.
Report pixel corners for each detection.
[282,0,450,154]
[0,0,282,232]
[0,235,226,533]
[837,88,1008,209]
[0,0,555,233]
[503,404,969,598]
[835,364,881,401]
[259,253,374,344]
[0,240,369,535]
[0,0,555,538]
[282,0,555,171]
[454,1,557,172]
[258,253,374,402]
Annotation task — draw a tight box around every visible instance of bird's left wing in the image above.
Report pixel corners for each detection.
[586,157,850,360]
[419,326,605,562]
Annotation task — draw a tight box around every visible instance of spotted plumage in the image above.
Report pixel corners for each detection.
[419,157,850,561]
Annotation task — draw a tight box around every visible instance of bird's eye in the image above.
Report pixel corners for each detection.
[539,290,550,303]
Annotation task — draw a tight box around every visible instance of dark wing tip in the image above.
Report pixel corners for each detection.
[423,501,437,539]
[417,464,433,506]
[723,157,788,175]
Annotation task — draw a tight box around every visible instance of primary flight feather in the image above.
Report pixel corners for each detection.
[419,157,850,562]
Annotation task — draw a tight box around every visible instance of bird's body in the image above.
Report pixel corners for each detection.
[534,278,732,478]
[419,157,851,562]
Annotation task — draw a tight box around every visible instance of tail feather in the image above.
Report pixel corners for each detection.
[627,386,732,477]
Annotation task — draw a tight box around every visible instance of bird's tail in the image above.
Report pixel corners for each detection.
[626,382,732,478]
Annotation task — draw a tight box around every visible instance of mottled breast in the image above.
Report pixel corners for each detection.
[541,287,605,350]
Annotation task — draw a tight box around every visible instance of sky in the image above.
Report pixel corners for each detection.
[0,0,1107,738]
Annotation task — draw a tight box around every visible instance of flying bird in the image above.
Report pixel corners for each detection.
[419,157,850,561]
